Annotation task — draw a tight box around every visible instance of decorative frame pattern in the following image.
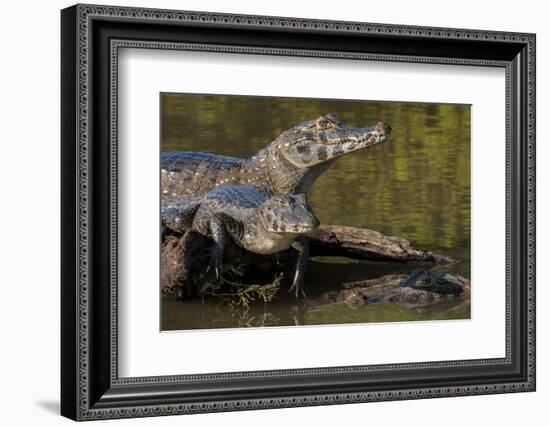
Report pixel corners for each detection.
[61,4,536,421]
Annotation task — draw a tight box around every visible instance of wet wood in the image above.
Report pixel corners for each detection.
[335,273,470,308]
[161,224,454,295]
[308,225,454,264]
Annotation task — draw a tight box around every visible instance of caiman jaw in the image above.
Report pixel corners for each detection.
[333,122,391,151]
[321,122,392,161]
[266,222,319,234]
[276,217,320,234]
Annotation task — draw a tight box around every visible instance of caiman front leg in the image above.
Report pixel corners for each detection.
[206,213,227,281]
[289,236,309,299]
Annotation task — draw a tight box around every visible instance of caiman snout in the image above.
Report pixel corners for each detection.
[376,122,392,135]
[364,122,391,146]
[297,214,320,233]
[339,121,392,148]
[282,208,320,234]
[371,122,391,142]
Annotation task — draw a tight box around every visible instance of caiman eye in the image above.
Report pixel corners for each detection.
[273,198,290,207]
[316,120,330,130]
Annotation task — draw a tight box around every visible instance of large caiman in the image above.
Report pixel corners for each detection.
[161,113,391,197]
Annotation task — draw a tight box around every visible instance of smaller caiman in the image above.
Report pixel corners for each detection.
[162,114,391,197]
[162,185,320,297]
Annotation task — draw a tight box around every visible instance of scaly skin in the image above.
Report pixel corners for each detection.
[161,114,391,197]
[162,185,320,297]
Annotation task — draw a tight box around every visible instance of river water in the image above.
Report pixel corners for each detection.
[161,94,471,330]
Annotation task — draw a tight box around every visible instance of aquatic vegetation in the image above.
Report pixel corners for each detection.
[200,259,283,312]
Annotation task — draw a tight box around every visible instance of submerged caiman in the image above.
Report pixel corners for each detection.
[162,185,320,297]
[162,113,391,197]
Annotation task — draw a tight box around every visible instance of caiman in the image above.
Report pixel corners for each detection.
[161,113,391,197]
[162,185,320,297]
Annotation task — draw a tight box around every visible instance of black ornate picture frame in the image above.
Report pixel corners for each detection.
[61,4,536,421]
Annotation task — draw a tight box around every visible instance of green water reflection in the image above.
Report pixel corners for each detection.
[161,94,471,330]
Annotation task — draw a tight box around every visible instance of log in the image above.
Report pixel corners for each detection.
[161,224,454,296]
[308,225,454,264]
